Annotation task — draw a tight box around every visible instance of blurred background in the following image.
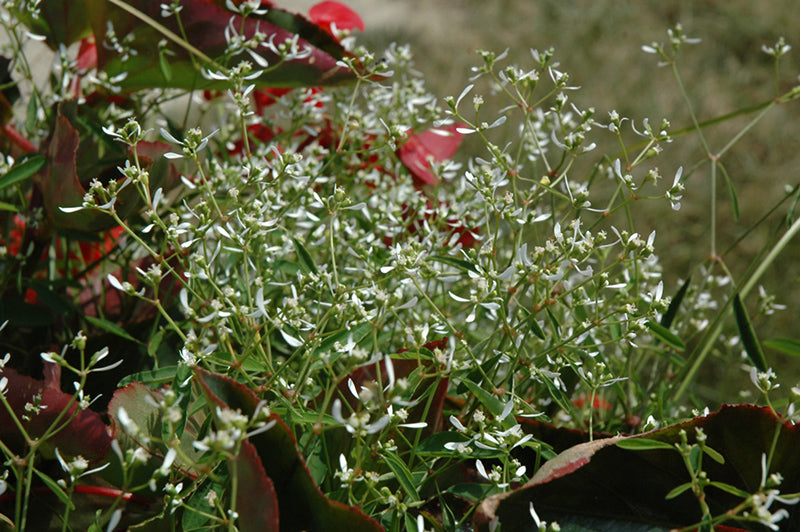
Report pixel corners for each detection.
[279,0,800,401]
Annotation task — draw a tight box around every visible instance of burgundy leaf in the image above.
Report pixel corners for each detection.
[235,440,280,532]
[476,404,800,531]
[0,363,111,462]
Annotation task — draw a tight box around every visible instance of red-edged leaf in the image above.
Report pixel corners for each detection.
[476,404,800,531]
[235,440,280,532]
[0,363,110,462]
[309,1,365,34]
[397,124,466,187]
[194,369,384,532]
[32,105,180,233]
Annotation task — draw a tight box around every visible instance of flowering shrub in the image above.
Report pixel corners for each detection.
[1,2,800,531]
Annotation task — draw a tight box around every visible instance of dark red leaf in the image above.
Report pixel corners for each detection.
[235,440,280,532]
[0,363,111,462]
[32,105,179,233]
[397,124,466,188]
[476,404,800,531]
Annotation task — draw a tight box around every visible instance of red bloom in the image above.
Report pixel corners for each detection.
[386,198,479,249]
[573,394,612,411]
[396,124,466,188]
[308,1,365,35]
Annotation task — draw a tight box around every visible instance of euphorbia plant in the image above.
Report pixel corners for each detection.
[2,2,800,531]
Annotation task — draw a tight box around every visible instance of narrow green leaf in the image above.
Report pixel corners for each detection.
[460,378,504,418]
[0,154,45,190]
[646,320,685,351]
[764,337,800,358]
[616,438,674,451]
[118,365,178,387]
[520,307,545,340]
[430,254,478,273]
[702,445,725,465]
[445,482,494,501]
[25,92,37,132]
[708,481,750,498]
[0,200,20,212]
[84,315,141,343]
[660,275,691,329]
[158,48,173,82]
[34,469,74,509]
[381,451,420,500]
[147,328,166,359]
[665,481,692,500]
[732,293,768,371]
[292,237,318,275]
[545,307,561,338]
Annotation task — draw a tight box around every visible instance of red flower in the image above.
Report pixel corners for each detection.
[308,1,365,36]
[396,123,466,188]
[386,198,479,249]
[573,394,612,411]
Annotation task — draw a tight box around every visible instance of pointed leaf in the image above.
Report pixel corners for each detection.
[381,450,420,500]
[292,236,319,275]
[645,320,685,351]
[0,154,45,190]
[660,275,691,329]
[732,293,767,372]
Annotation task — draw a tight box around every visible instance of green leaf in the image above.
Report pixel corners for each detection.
[615,438,674,451]
[665,482,692,500]
[645,320,685,351]
[519,307,546,340]
[460,378,505,418]
[708,481,749,498]
[0,154,45,190]
[381,450,420,500]
[702,445,725,465]
[660,275,691,329]
[545,307,561,338]
[118,365,179,387]
[446,482,494,501]
[158,47,173,82]
[292,237,318,275]
[415,431,470,457]
[84,315,141,344]
[429,254,478,273]
[732,293,767,371]
[34,468,75,510]
[764,337,800,358]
